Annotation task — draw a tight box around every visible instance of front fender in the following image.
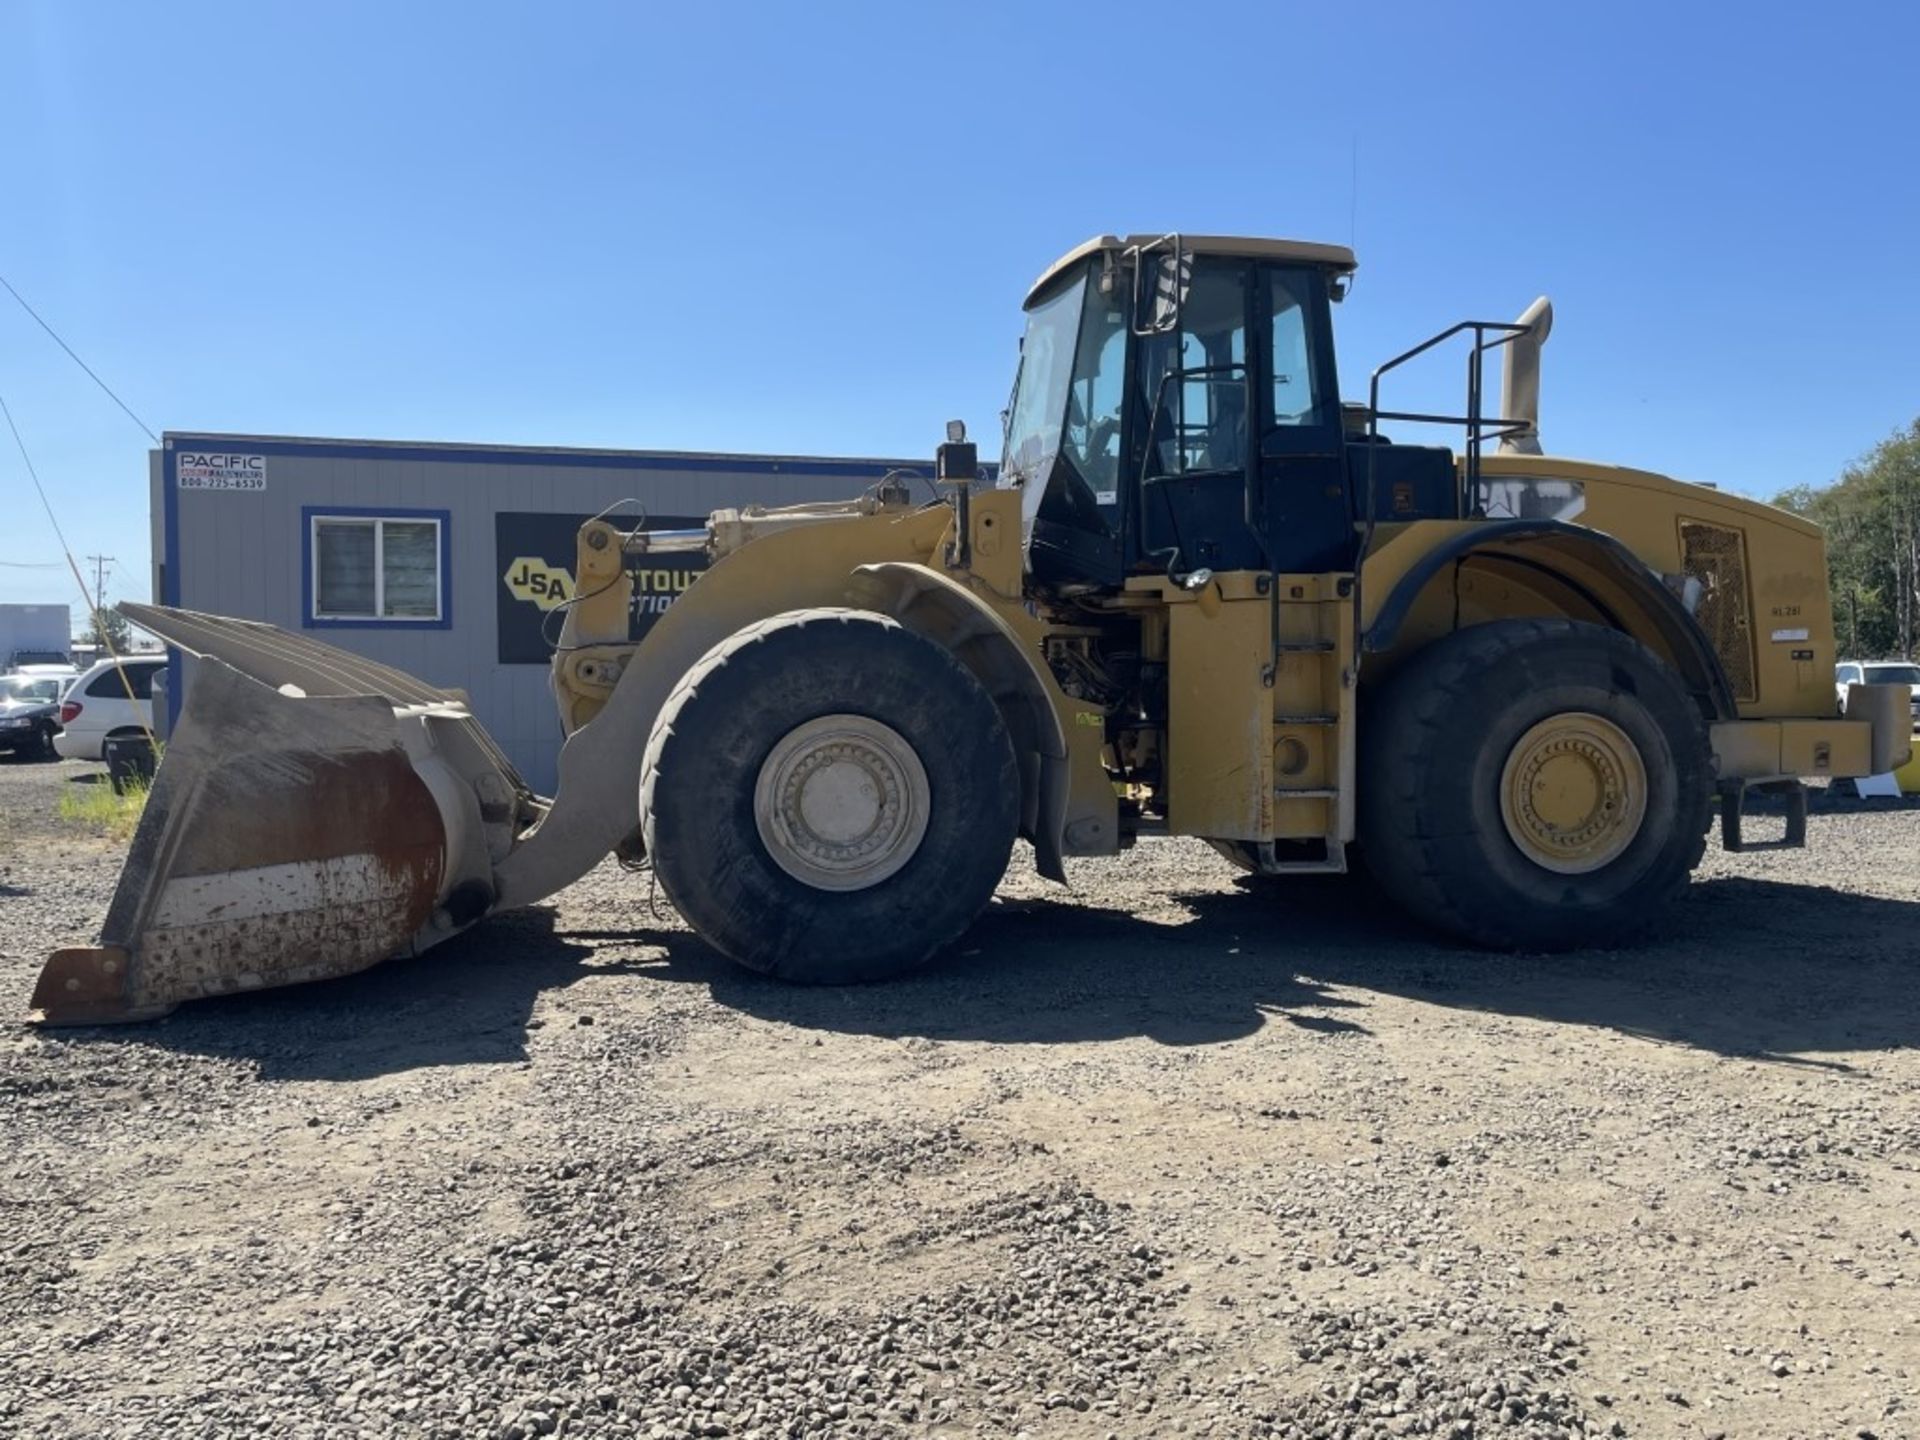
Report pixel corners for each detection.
[849,562,1118,882]
[494,505,953,910]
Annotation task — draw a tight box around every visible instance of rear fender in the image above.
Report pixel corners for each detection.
[1363,519,1737,721]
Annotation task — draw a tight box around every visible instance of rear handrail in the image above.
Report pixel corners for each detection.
[1349,319,1536,686]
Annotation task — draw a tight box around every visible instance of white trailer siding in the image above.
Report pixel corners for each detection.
[1,604,72,668]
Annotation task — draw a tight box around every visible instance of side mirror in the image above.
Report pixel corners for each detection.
[1128,236,1189,337]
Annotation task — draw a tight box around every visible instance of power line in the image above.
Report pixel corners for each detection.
[0,387,152,732]
[0,558,66,569]
[0,390,86,587]
[0,270,159,444]
[87,553,116,612]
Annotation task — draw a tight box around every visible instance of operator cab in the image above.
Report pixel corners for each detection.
[999,233,1457,589]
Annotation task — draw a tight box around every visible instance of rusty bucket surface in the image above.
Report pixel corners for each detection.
[32,662,451,1023]
[30,605,536,1026]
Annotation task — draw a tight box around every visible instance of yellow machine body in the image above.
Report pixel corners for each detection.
[33,231,1911,1023]
[542,458,1901,871]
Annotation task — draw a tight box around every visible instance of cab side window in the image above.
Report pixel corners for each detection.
[1137,262,1250,478]
[1267,270,1325,429]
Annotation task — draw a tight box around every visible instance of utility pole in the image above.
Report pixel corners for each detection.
[86,554,115,615]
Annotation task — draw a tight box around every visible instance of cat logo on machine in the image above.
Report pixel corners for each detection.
[503,556,573,612]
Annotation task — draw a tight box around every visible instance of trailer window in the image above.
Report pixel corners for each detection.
[307,510,449,626]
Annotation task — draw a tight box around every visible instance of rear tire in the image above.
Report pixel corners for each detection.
[1359,619,1712,950]
[641,608,1020,982]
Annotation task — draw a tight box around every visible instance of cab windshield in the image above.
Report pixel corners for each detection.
[1001,265,1128,530]
[1001,274,1086,487]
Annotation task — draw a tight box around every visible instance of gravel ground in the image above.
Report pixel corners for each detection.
[3,751,1919,1439]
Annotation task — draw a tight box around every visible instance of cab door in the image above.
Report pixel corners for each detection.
[1131,259,1264,574]
[1255,266,1351,574]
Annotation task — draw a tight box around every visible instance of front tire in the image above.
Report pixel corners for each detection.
[641,608,1020,982]
[1359,620,1712,950]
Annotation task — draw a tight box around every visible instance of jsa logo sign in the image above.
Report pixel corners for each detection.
[503,557,573,611]
[178,453,267,491]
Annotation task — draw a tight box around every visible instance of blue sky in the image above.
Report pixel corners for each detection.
[4,0,1917,626]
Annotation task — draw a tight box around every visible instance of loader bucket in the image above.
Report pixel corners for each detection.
[31,606,537,1025]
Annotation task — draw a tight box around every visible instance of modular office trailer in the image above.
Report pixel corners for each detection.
[152,432,933,793]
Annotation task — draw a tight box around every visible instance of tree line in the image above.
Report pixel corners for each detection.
[84,603,132,653]
[1773,418,1920,661]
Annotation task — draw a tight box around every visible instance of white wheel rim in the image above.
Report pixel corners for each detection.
[753,714,931,892]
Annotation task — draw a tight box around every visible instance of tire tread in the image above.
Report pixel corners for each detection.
[1360,620,1712,950]
[641,608,1017,982]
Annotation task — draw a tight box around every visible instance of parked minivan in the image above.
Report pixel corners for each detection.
[53,656,164,761]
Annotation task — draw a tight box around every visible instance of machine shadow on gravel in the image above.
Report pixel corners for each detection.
[55,908,658,1083]
[665,889,1386,1048]
[1189,875,1920,1065]
[677,873,1920,1064]
[46,863,1920,1075]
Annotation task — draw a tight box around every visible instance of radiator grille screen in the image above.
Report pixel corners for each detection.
[1679,520,1757,703]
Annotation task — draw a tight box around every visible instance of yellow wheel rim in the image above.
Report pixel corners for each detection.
[1498,712,1648,875]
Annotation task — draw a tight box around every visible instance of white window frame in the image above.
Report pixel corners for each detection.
[309,514,444,623]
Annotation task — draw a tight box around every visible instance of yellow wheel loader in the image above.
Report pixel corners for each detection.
[32,233,1914,1023]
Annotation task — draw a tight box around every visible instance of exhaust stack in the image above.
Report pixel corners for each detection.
[1497,297,1553,455]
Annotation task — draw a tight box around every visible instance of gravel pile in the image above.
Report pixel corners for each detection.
[1279,1301,1603,1439]
[3,754,1918,1438]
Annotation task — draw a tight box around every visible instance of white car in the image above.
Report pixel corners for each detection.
[1836,660,1920,721]
[53,656,164,761]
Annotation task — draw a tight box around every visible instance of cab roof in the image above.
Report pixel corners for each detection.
[1026,233,1359,309]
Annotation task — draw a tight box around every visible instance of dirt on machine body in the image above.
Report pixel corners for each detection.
[31,232,1912,1023]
